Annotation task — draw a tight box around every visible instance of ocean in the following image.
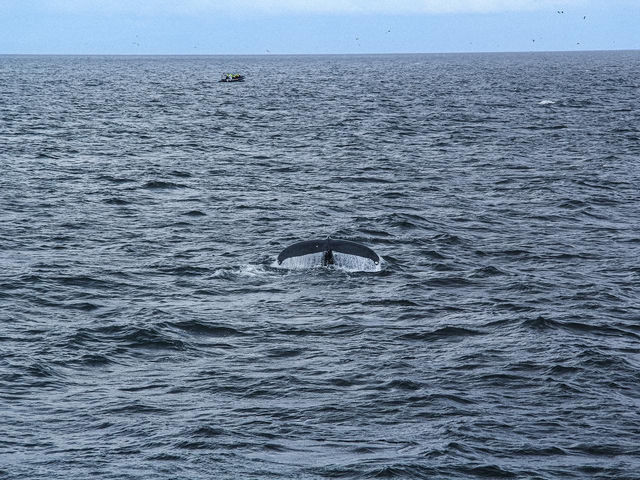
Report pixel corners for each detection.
[1,51,639,479]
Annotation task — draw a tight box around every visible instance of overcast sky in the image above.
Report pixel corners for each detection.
[1,0,638,54]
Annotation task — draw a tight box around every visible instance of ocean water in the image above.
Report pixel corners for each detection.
[1,51,640,479]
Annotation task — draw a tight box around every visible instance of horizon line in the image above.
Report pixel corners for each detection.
[1,48,638,57]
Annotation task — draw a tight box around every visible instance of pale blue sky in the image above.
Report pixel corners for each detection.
[1,0,638,54]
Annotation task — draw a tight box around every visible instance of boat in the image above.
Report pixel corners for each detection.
[219,74,244,83]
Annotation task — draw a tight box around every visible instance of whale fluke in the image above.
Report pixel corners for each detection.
[277,238,380,270]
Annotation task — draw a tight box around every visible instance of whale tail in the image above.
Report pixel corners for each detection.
[277,238,380,271]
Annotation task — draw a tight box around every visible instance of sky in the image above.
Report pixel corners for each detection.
[1,0,639,54]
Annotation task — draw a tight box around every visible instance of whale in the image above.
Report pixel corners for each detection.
[277,238,381,270]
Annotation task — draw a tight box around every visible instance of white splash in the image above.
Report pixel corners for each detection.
[332,252,382,272]
[538,100,556,105]
[238,264,268,277]
[276,252,325,270]
[275,252,382,272]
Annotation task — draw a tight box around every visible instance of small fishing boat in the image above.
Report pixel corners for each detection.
[219,74,244,83]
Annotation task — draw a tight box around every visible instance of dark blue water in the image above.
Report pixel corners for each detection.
[1,52,640,479]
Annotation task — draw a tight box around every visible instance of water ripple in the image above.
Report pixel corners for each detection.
[1,51,640,480]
